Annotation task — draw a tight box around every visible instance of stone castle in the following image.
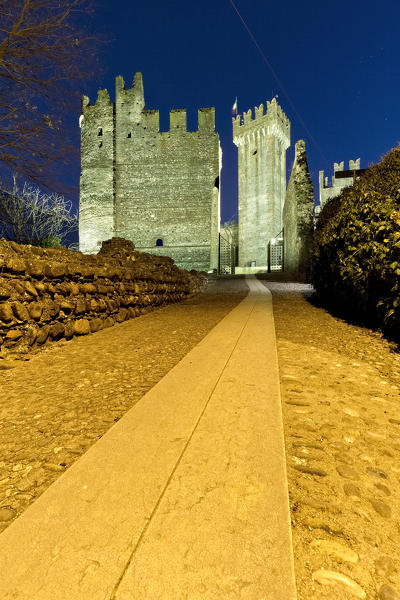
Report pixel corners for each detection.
[79,73,221,271]
[317,159,364,213]
[233,99,290,271]
[79,72,314,276]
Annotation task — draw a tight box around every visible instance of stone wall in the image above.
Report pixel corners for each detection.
[233,98,290,269]
[79,73,221,272]
[317,158,363,213]
[282,140,315,281]
[0,237,206,359]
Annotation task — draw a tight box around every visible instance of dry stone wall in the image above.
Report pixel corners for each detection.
[0,237,206,358]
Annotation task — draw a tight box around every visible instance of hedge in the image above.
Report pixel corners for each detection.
[312,145,400,339]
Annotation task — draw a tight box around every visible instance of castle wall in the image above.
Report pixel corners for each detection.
[318,159,361,211]
[79,74,221,272]
[233,99,290,268]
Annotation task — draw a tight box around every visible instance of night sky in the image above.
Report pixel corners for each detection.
[76,0,400,231]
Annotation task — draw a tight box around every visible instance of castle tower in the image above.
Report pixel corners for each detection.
[79,73,221,271]
[233,98,290,269]
[79,89,114,253]
[317,158,363,212]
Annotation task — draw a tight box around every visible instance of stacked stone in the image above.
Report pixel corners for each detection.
[0,237,205,358]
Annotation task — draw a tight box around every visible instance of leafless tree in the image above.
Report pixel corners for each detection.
[0,0,105,191]
[0,175,77,245]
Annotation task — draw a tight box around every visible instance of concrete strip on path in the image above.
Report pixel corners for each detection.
[0,275,297,600]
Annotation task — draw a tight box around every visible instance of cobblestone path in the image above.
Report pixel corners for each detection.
[1,277,400,600]
[0,278,248,534]
[267,281,400,600]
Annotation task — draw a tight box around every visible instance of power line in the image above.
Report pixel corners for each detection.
[229,0,330,168]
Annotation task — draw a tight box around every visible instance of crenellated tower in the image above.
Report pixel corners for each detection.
[79,89,114,253]
[318,158,364,212]
[79,73,221,271]
[233,98,290,270]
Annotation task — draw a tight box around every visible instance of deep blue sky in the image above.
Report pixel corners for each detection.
[76,0,400,228]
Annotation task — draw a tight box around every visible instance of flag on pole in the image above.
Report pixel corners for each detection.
[232,96,238,116]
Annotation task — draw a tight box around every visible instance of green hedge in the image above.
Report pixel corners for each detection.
[312,145,400,339]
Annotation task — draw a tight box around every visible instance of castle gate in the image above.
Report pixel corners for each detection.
[218,231,237,274]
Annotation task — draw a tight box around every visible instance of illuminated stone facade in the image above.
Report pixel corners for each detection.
[317,159,362,213]
[79,73,221,272]
[233,98,290,270]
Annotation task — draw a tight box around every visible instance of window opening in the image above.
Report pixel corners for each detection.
[156,238,163,247]
[98,128,102,136]
[98,141,103,148]
[214,176,220,190]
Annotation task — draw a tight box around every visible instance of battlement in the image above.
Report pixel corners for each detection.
[233,98,290,129]
[198,108,215,131]
[164,108,215,132]
[80,71,221,271]
[266,97,290,127]
[81,89,112,113]
[349,158,361,170]
[254,103,264,119]
[321,158,362,189]
[232,97,290,148]
[115,73,145,117]
[319,158,363,209]
[81,73,215,134]
[170,109,186,130]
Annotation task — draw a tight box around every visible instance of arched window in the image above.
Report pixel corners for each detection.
[156,238,163,247]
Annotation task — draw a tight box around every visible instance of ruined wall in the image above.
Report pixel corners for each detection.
[79,73,221,272]
[318,159,361,212]
[282,140,315,281]
[0,238,206,359]
[233,98,290,269]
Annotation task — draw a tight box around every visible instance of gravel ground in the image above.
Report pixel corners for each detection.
[265,280,400,600]
[0,277,248,532]
[1,275,400,600]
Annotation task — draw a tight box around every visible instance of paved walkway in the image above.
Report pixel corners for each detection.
[0,276,297,600]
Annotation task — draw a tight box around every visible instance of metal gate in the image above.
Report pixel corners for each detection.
[267,235,284,272]
[218,233,237,275]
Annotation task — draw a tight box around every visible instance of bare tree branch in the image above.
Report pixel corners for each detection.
[0,175,78,245]
[0,0,106,192]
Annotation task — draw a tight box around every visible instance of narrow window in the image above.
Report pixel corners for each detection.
[156,238,163,247]
[214,176,219,190]
[98,127,102,136]
[253,149,257,155]
[127,132,131,138]
[98,141,103,148]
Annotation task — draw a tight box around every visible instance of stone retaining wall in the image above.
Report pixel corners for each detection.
[0,237,207,358]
